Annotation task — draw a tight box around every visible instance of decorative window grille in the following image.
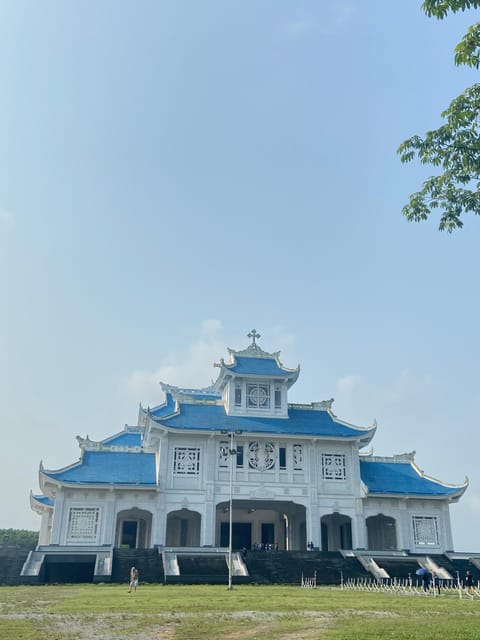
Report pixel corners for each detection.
[274,386,282,409]
[219,441,229,467]
[293,444,303,470]
[412,516,439,546]
[173,447,200,476]
[235,383,242,407]
[247,384,270,408]
[67,507,100,542]
[248,441,275,471]
[321,453,346,480]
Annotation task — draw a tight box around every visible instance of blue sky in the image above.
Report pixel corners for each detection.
[1,1,480,550]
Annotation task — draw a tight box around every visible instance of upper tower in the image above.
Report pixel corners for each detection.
[213,329,299,418]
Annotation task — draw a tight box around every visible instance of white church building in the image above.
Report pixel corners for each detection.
[25,331,467,580]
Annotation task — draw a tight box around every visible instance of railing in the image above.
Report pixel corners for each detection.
[339,574,480,599]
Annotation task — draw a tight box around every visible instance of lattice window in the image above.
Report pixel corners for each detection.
[321,453,346,480]
[67,507,100,542]
[173,447,200,476]
[412,516,439,546]
[293,444,303,470]
[247,384,270,408]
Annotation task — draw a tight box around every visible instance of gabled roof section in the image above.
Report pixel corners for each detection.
[360,455,468,499]
[150,401,375,443]
[76,425,145,452]
[214,332,300,391]
[40,450,156,486]
[103,426,144,447]
[160,382,221,402]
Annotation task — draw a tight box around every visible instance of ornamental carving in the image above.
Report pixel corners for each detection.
[248,442,275,471]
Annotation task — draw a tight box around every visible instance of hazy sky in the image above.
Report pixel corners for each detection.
[1,1,479,551]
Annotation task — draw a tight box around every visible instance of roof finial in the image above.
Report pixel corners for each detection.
[248,328,261,346]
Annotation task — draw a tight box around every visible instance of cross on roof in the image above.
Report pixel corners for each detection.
[248,329,261,345]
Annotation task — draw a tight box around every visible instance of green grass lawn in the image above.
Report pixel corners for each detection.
[1,584,480,639]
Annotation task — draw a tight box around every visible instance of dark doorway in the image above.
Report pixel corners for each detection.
[121,521,137,548]
[367,515,397,550]
[261,523,274,547]
[220,523,251,549]
[44,555,96,583]
[321,523,328,551]
[340,522,352,550]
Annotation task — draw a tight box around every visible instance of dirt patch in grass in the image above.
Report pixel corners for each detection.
[0,611,334,640]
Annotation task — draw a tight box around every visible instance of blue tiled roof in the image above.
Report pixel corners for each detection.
[360,460,462,497]
[226,356,297,377]
[154,403,373,439]
[43,451,156,485]
[103,431,143,447]
[32,494,54,507]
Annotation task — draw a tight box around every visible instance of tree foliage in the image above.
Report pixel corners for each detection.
[398,0,480,230]
[0,528,38,549]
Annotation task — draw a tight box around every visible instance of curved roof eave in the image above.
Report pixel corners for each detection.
[365,487,467,500]
[328,411,377,432]
[150,419,377,441]
[41,477,157,489]
[219,360,300,383]
[30,491,54,513]
[409,463,470,498]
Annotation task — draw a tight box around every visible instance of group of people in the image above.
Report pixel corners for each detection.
[251,542,279,551]
[421,569,475,593]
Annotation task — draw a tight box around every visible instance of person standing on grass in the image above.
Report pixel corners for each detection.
[465,570,474,594]
[422,571,431,592]
[128,566,139,593]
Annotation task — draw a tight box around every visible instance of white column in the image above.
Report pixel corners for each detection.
[50,491,65,545]
[151,494,166,546]
[352,499,366,549]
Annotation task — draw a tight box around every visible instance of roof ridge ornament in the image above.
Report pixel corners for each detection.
[227,329,281,360]
[248,328,261,346]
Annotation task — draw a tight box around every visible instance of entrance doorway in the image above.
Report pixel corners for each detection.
[261,523,275,547]
[320,513,352,551]
[121,521,138,548]
[220,522,251,550]
[115,508,152,549]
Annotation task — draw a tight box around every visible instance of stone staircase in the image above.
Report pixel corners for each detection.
[244,551,370,585]
[10,548,480,587]
[436,554,480,584]
[370,555,428,581]
[111,548,164,584]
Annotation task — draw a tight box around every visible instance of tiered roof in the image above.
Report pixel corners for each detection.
[147,400,376,441]
[360,454,467,499]
[213,335,300,392]
[39,426,155,491]
[33,332,468,503]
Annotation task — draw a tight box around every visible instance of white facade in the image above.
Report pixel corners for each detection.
[31,333,466,559]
